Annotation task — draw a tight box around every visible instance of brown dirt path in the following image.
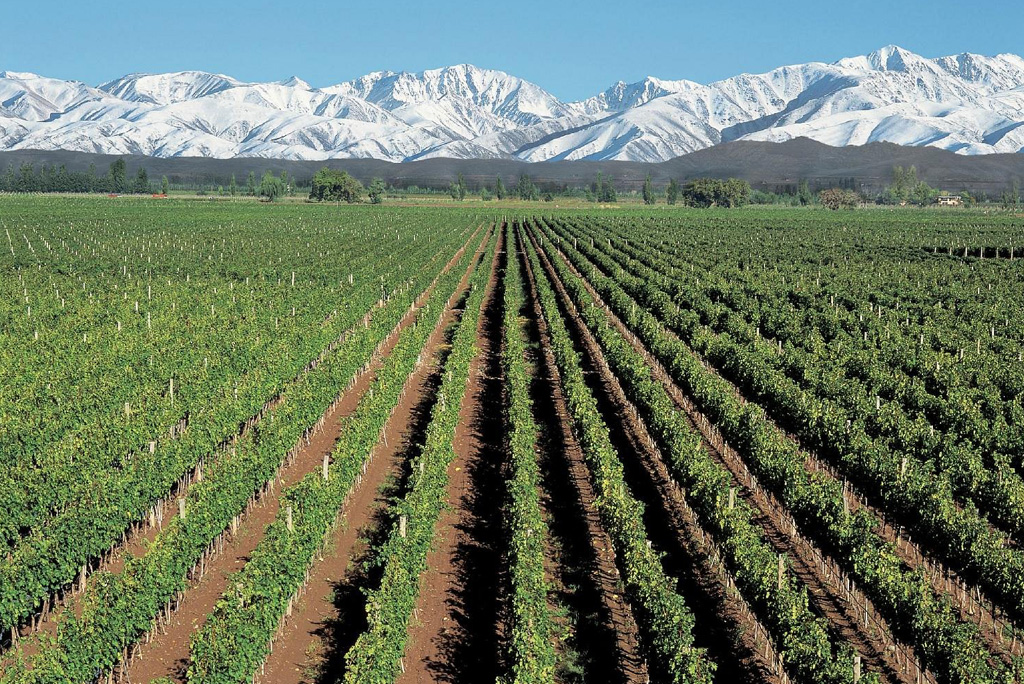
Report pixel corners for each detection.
[396,225,507,684]
[115,228,488,684]
[517,225,649,684]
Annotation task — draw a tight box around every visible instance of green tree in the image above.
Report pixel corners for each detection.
[911,180,937,206]
[246,171,257,196]
[878,186,901,205]
[819,188,859,210]
[55,165,70,193]
[888,165,920,204]
[368,177,386,204]
[642,173,655,205]
[722,178,750,207]
[258,171,285,202]
[593,172,604,203]
[516,174,538,201]
[682,179,717,208]
[666,178,680,205]
[2,164,15,192]
[449,174,467,201]
[798,180,813,206]
[161,176,169,195]
[601,176,617,203]
[449,173,467,201]
[309,167,364,203]
[1001,181,1020,211]
[109,158,128,194]
[890,166,906,202]
[16,163,37,192]
[228,174,237,196]
[133,167,150,194]
[494,175,506,200]
[681,177,749,208]
[593,172,617,203]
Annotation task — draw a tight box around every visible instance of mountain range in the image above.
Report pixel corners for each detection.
[2,45,1024,163]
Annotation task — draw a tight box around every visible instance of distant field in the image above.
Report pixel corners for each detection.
[2,195,1023,684]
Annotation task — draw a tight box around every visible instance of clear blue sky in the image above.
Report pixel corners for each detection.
[3,0,1022,101]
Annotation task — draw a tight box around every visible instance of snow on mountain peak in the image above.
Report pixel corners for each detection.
[2,46,1024,162]
[868,45,918,71]
[278,75,312,90]
[833,45,926,73]
[933,51,1024,92]
[0,70,42,80]
[98,71,243,105]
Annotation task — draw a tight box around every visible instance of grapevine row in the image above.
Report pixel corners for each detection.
[500,224,557,684]
[185,227,493,684]
[341,227,499,683]
[521,224,714,684]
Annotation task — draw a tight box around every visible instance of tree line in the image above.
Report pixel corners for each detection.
[447,173,542,202]
[0,159,167,195]
[6,158,1019,210]
[853,165,1018,209]
[0,159,304,201]
[443,172,753,207]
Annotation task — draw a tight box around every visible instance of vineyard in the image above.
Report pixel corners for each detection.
[2,195,1024,684]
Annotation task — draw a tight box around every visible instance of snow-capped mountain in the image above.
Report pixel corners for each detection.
[98,71,243,105]
[2,46,1023,162]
